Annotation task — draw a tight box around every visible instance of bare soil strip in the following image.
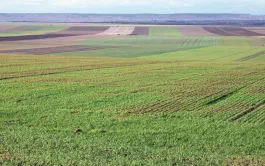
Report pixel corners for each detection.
[0,34,121,49]
[244,27,265,35]
[0,26,109,42]
[0,25,51,33]
[130,27,149,35]
[0,61,159,81]
[98,26,135,35]
[0,45,118,55]
[219,27,265,36]
[203,27,237,36]
[0,25,18,32]
[204,26,265,36]
[51,26,109,35]
[0,34,80,42]
[0,25,29,32]
[178,26,216,36]
[67,26,109,31]
[236,50,265,62]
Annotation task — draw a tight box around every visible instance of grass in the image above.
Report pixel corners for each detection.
[55,35,264,62]
[1,54,265,165]
[247,53,265,62]
[144,46,265,61]
[149,27,182,36]
[62,36,217,58]
[143,37,265,62]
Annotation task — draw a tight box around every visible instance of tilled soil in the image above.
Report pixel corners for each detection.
[131,27,149,35]
[0,26,110,42]
[0,25,17,32]
[204,26,265,36]
[245,27,265,35]
[220,27,265,36]
[177,26,217,36]
[0,34,80,42]
[203,27,238,36]
[52,26,109,35]
[0,45,119,55]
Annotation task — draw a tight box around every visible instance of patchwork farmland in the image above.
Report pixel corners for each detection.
[1,23,265,165]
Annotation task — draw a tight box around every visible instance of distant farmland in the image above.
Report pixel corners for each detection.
[0,23,265,165]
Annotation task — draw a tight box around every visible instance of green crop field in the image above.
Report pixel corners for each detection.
[54,36,217,58]
[1,25,265,165]
[0,24,69,37]
[149,27,182,36]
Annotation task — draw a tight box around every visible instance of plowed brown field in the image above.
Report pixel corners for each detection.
[178,26,216,36]
[0,45,118,55]
[131,27,149,35]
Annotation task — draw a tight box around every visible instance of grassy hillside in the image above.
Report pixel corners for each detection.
[1,54,265,165]
[64,36,217,58]
[149,27,182,36]
[1,24,265,165]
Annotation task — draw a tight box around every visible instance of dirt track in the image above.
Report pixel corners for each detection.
[0,45,119,55]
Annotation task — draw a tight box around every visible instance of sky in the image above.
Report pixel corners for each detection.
[1,0,265,14]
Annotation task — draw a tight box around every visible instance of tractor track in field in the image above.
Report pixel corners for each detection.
[230,100,265,121]
[210,47,260,61]
[0,34,80,42]
[0,45,120,55]
[129,70,265,117]
[206,86,247,106]
[199,77,265,121]
[186,38,193,46]
[235,50,265,62]
[180,38,189,47]
[128,70,241,114]
[0,61,173,81]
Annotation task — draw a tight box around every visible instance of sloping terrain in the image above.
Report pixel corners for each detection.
[1,53,265,165]
[1,23,265,165]
[203,27,265,36]
[177,26,216,36]
[131,27,149,35]
[98,26,135,35]
[0,45,119,55]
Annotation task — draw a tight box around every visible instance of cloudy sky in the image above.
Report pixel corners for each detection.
[1,0,265,14]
